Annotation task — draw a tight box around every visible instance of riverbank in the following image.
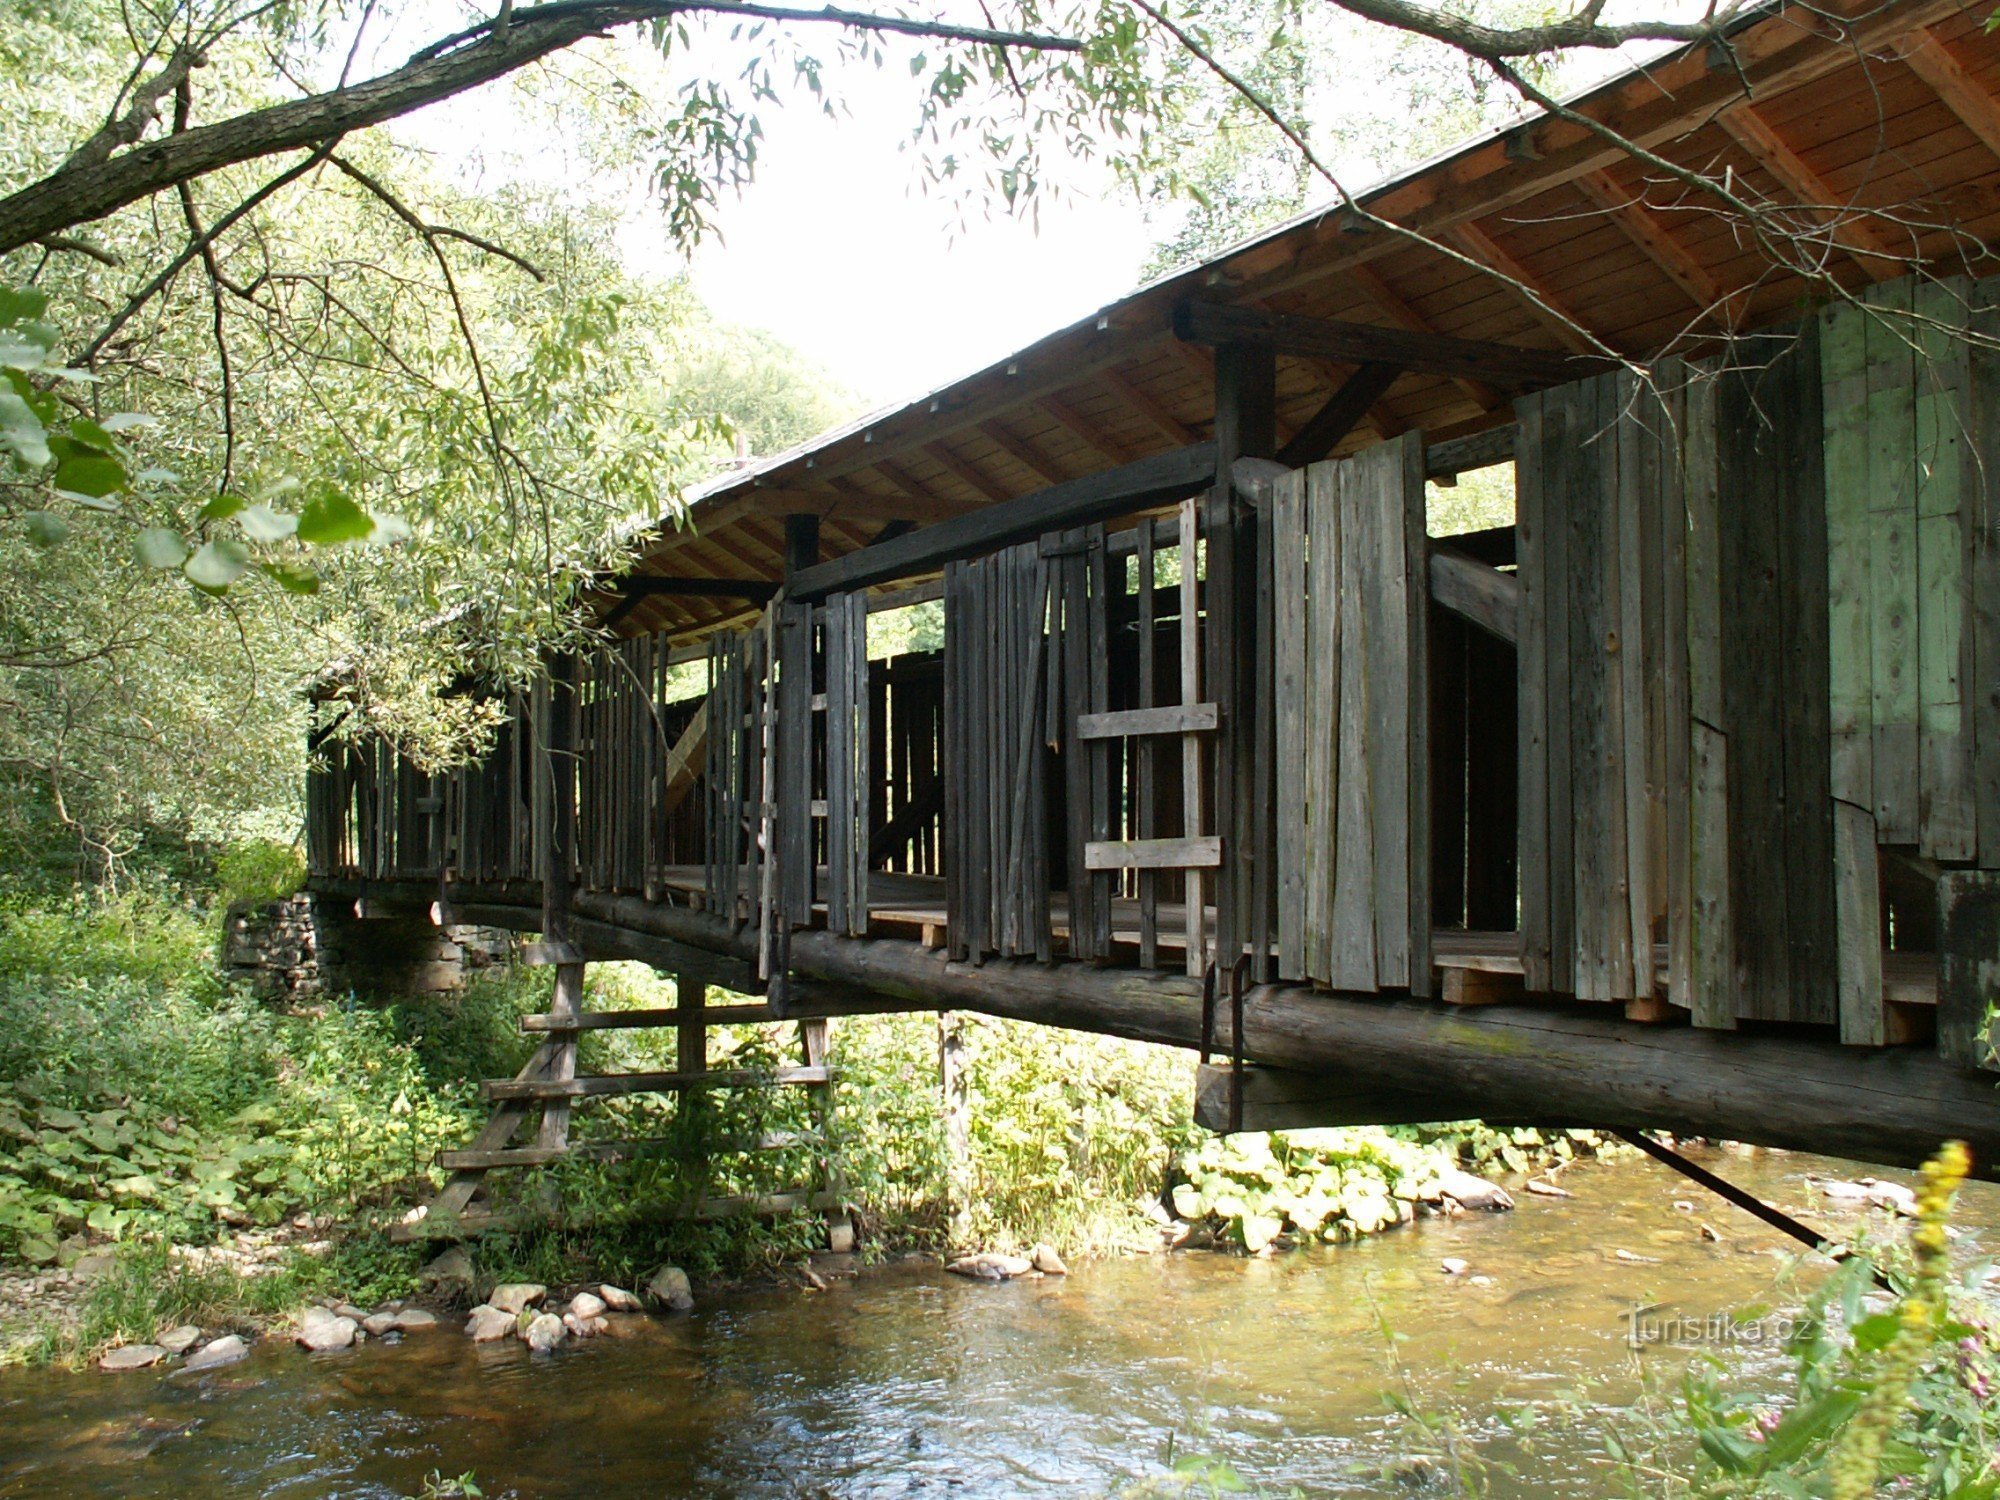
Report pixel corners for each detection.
[3,1149,1992,1499]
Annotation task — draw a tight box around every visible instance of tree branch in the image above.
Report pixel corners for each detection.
[1321,0,1745,60]
[0,0,1082,256]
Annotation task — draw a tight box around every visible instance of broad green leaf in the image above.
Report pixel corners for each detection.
[198,493,244,522]
[296,489,374,545]
[237,503,298,542]
[261,560,320,595]
[23,510,67,547]
[0,287,49,325]
[52,453,125,498]
[100,411,155,433]
[134,527,188,569]
[0,390,50,466]
[184,538,251,591]
[65,418,118,453]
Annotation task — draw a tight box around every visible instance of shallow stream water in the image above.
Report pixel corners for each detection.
[2,1147,1995,1498]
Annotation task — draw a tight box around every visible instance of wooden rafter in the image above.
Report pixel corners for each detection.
[978,419,1072,487]
[1233,0,1966,306]
[1176,299,1605,385]
[869,457,980,516]
[1718,104,1905,281]
[1275,362,1402,469]
[1901,27,2000,162]
[1346,263,1505,410]
[1097,365,1199,445]
[920,440,1010,504]
[1040,393,1140,465]
[1572,170,1732,321]
[1445,221,1601,356]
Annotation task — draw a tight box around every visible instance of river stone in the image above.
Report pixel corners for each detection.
[331,1302,368,1322]
[947,1253,1033,1281]
[1440,1258,1470,1276]
[99,1344,168,1371]
[1030,1244,1068,1276]
[1436,1170,1514,1213]
[489,1282,546,1316]
[158,1325,203,1356]
[598,1284,642,1313]
[522,1312,565,1353]
[363,1312,400,1337]
[295,1307,358,1352]
[563,1311,608,1339]
[180,1334,249,1373]
[568,1291,607,1320]
[646,1266,694,1312]
[465,1305,515,1343]
[394,1309,438,1331]
[420,1246,477,1299]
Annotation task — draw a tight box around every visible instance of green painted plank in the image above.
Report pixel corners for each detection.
[1864,279,1919,842]
[1914,275,1975,861]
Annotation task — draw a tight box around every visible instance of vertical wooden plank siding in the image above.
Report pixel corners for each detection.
[1273,470,1308,979]
[1399,434,1433,997]
[1515,393,1552,993]
[1866,279,1920,843]
[1682,366,1735,1029]
[1137,528,1160,968]
[1973,278,2000,870]
[1305,460,1340,982]
[1914,276,1977,862]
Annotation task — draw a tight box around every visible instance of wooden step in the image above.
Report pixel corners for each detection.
[391,1186,842,1241]
[480,1065,831,1103]
[520,1002,775,1033]
[439,1129,808,1171]
[518,941,584,967]
[1076,703,1218,740]
[1084,835,1221,871]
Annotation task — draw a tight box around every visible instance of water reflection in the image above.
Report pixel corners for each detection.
[1,1148,1992,1499]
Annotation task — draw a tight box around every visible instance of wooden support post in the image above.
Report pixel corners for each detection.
[940,1011,973,1248]
[676,974,708,1073]
[1210,338,1276,972]
[539,652,583,1155]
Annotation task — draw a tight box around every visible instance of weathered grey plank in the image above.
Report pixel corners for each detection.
[1514,393,1551,992]
[1273,468,1308,980]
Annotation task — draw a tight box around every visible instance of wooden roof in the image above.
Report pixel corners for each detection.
[607,0,2000,641]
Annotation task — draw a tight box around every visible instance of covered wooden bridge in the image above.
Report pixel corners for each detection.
[309,0,2000,1224]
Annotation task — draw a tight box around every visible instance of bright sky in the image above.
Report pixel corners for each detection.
[676,82,1157,406]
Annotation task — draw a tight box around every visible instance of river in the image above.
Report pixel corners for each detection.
[2,1146,1994,1498]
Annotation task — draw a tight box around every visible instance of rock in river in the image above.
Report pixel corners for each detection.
[646,1266,694,1312]
[179,1334,249,1373]
[157,1325,203,1356]
[488,1283,546,1316]
[568,1291,607,1321]
[598,1284,643,1313]
[465,1306,516,1343]
[1436,1169,1514,1213]
[99,1344,168,1372]
[295,1307,357,1352]
[1030,1244,1068,1276]
[947,1253,1034,1282]
[522,1312,565,1354]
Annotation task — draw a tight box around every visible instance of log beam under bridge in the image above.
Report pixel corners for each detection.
[318,878,2000,1181]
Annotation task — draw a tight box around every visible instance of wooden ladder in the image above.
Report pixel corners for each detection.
[1078,497,1216,974]
[397,964,847,1242]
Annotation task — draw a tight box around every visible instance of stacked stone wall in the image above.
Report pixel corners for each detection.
[224,895,512,1002]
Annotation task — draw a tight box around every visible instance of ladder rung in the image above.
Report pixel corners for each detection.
[439,1130,807,1170]
[520,1003,775,1033]
[1076,703,1218,740]
[481,1065,832,1102]
[1084,835,1222,871]
[391,1187,841,1240]
[518,941,584,967]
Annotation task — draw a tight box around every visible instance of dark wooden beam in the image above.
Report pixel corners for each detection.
[550,889,2000,1180]
[1175,300,1609,388]
[1275,362,1402,468]
[784,513,820,576]
[1426,424,1517,479]
[610,575,780,602]
[1428,543,1520,645]
[785,442,1218,601]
